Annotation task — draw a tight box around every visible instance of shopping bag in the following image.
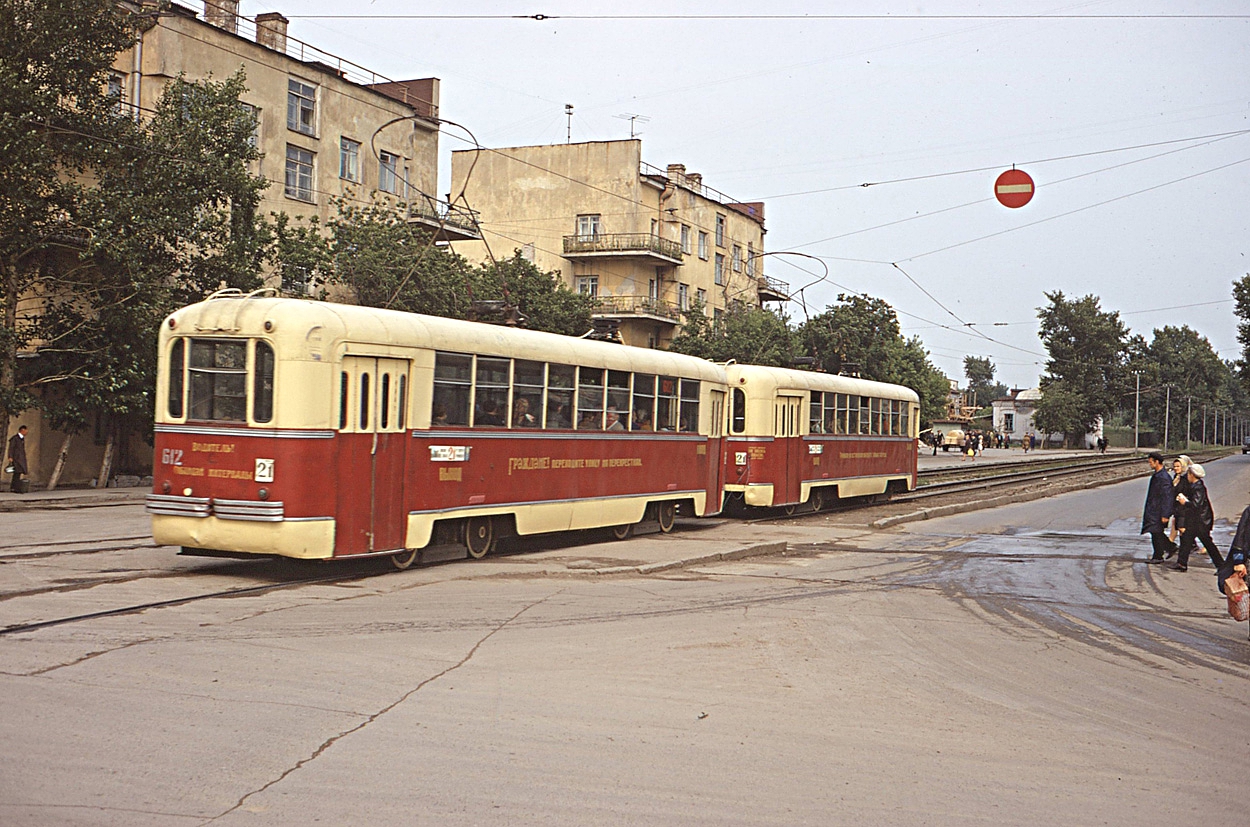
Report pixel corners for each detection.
[1226,573,1250,622]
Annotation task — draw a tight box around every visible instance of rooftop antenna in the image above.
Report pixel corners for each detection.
[614,113,650,138]
[564,103,574,143]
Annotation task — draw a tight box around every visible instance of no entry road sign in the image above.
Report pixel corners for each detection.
[994,168,1034,208]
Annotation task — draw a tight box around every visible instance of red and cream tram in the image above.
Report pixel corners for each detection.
[721,364,919,512]
[146,291,728,568]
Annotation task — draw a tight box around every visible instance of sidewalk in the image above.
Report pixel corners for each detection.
[0,486,148,512]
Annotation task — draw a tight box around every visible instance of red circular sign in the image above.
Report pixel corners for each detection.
[994,169,1035,208]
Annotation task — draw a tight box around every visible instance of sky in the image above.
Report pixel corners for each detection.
[236,0,1250,390]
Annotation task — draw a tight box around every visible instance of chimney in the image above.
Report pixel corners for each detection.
[666,163,686,184]
[204,0,239,33]
[256,12,289,53]
[686,172,702,190]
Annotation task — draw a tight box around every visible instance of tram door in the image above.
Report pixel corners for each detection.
[335,356,410,555]
[774,395,803,506]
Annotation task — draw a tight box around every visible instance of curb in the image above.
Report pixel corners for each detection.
[0,491,148,512]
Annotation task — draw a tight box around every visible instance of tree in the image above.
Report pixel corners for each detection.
[0,0,138,455]
[471,252,594,337]
[963,355,1007,407]
[1036,292,1129,442]
[1137,325,1230,448]
[798,294,904,379]
[896,337,955,429]
[1232,273,1250,388]
[668,303,796,366]
[28,70,269,483]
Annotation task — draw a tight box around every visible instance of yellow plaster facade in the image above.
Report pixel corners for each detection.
[449,140,785,349]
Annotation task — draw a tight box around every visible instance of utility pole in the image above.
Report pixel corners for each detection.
[1202,404,1207,445]
[1186,396,1192,449]
[1163,385,1171,451]
[564,103,574,143]
[1133,372,1141,451]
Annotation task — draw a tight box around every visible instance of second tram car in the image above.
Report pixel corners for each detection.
[721,364,919,512]
[147,292,727,568]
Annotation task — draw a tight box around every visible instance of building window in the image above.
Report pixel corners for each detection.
[678,283,689,311]
[284,145,314,202]
[715,214,726,247]
[239,103,260,149]
[733,245,742,272]
[576,214,601,240]
[340,138,360,182]
[286,79,316,135]
[648,278,658,300]
[747,242,756,277]
[1004,413,1015,432]
[577,276,599,298]
[696,288,707,306]
[714,307,725,326]
[379,150,403,194]
[714,253,725,286]
[698,231,708,260]
[650,218,657,236]
[680,224,691,254]
[107,73,124,114]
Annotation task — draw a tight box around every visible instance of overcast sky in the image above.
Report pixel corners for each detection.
[238,0,1250,390]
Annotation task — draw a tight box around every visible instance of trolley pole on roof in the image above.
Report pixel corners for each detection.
[1186,396,1192,450]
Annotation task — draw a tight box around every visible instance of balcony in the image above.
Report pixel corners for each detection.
[757,275,790,303]
[406,193,481,242]
[591,295,683,325]
[563,233,683,265]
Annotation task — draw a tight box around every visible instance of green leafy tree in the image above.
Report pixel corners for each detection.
[896,336,955,429]
[797,294,905,379]
[1137,325,1230,449]
[471,252,594,337]
[668,303,796,366]
[30,71,269,482]
[0,0,138,453]
[963,355,1007,407]
[1037,292,1129,443]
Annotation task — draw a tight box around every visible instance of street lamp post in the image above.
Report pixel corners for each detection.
[1163,384,1171,451]
[1133,372,1141,451]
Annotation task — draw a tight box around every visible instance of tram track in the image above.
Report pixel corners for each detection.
[0,566,389,637]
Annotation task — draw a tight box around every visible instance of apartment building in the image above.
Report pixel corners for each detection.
[449,139,788,348]
[109,0,478,293]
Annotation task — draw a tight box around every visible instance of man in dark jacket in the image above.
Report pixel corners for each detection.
[1172,463,1224,572]
[1142,452,1175,563]
[6,425,28,493]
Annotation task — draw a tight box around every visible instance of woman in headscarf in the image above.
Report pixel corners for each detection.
[1172,463,1225,572]
[1166,455,1192,556]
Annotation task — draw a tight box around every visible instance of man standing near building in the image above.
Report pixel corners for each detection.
[1142,451,1175,564]
[7,425,28,494]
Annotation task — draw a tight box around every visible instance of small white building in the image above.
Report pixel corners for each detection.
[992,388,1103,448]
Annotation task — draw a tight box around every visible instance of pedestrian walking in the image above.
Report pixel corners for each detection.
[1218,506,1250,638]
[1142,451,1176,564]
[1168,455,1191,552]
[6,425,28,494]
[1172,463,1224,572]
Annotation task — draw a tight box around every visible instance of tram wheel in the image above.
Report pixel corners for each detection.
[810,488,826,513]
[390,548,419,570]
[465,517,495,559]
[611,523,634,541]
[656,502,676,534]
[783,503,797,517]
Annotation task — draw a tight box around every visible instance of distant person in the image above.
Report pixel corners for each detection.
[1141,451,1176,564]
[1172,463,1224,572]
[512,397,537,428]
[632,408,653,431]
[1217,507,1250,622]
[6,425,28,494]
[932,430,942,456]
[1169,455,1191,552]
[1097,436,1108,454]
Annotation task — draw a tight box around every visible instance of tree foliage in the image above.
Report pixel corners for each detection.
[963,355,1008,407]
[0,0,138,442]
[668,303,796,366]
[1036,291,1129,440]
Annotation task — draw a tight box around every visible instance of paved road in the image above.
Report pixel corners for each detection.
[0,457,1245,825]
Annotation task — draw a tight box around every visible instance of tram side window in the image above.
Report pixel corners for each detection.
[679,380,699,432]
[339,372,349,429]
[576,367,605,430]
[253,341,275,423]
[379,373,391,429]
[632,374,656,431]
[474,357,510,427]
[731,388,746,434]
[607,370,630,430]
[167,339,185,418]
[869,398,881,435]
[859,396,871,435]
[901,402,911,437]
[547,364,574,428]
[188,339,247,422]
[841,393,856,435]
[397,374,407,429]
[432,352,471,426]
[890,400,901,436]
[359,372,371,430]
[513,359,544,428]
[824,392,837,434]
[809,391,824,433]
[656,376,679,430]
